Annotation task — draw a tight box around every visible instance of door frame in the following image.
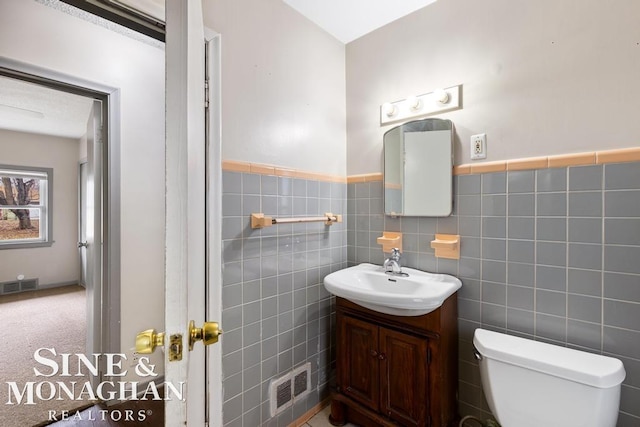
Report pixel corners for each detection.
[0,57,121,364]
[78,160,87,287]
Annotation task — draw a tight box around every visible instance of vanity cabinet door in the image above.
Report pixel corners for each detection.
[379,327,429,427]
[338,314,380,411]
[333,297,456,427]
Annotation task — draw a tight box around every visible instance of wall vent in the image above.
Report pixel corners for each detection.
[2,282,19,294]
[269,362,312,417]
[276,380,292,408]
[0,278,39,295]
[293,363,311,399]
[20,279,38,291]
[269,372,292,417]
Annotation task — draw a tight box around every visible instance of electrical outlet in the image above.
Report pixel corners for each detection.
[470,133,487,160]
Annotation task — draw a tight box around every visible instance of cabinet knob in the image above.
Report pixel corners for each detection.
[378,353,386,360]
[370,350,378,358]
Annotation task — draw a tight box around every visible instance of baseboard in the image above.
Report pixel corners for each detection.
[0,279,80,296]
[289,397,330,427]
[37,280,80,290]
[0,278,78,296]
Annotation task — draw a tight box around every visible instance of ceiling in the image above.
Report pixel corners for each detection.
[0,0,437,139]
[113,0,438,44]
[0,76,94,139]
[282,0,437,43]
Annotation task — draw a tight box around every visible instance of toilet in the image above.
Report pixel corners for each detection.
[473,328,626,427]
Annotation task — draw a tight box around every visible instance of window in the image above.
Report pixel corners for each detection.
[0,165,53,248]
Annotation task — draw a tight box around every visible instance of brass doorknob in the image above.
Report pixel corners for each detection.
[136,321,222,360]
[135,329,165,354]
[189,320,222,350]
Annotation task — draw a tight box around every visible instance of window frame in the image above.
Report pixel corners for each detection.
[0,164,54,249]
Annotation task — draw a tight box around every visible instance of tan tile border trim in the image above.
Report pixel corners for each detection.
[221,160,251,173]
[507,156,548,171]
[250,163,276,175]
[469,161,506,174]
[548,152,596,168]
[596,147,640,164]
[224,147,640,182]
[222,160,346,183]
[346,173,383,183]
[454,147,640,175]
[453,164,471,175]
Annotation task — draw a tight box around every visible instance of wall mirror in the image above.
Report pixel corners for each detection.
[384,118,453,217]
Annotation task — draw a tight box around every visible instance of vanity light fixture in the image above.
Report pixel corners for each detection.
[380,84,462,125]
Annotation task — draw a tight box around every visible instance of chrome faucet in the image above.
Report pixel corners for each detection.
[383,248,403,275]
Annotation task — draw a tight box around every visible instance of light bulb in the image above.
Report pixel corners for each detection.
[434,89,449,104]
[406,95,422,111]
[382,102,397,117]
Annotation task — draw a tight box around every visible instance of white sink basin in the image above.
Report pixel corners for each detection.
[323,263,462,316]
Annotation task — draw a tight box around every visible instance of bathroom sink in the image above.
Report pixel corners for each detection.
[323,263,462,316]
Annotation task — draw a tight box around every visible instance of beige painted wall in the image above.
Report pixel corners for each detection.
[0,130,79,285]
[204,0,347,176]
[346,0,640,174]
[0,0,165,356]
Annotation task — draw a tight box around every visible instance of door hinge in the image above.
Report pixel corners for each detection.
[427,347,432,365]
[204,79,210,108]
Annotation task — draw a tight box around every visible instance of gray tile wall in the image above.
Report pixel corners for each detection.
[346,162,640,426]
[222,171,346,427]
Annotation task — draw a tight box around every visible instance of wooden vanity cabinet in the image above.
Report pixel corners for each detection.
[331,296,458,427]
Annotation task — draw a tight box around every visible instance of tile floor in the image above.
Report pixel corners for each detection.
[303,405,357,427]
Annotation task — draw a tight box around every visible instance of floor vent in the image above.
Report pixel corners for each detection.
[269,362,312,417]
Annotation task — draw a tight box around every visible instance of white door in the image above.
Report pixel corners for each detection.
[136,2,222,425]
[164,0,219,425]
[84,100,103,386]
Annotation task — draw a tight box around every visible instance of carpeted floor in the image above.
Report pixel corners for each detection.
[0,285,88,427]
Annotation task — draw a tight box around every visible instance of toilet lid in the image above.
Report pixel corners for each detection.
[473,328,626,388]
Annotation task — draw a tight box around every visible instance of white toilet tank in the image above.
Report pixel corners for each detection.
[473,328,626,427]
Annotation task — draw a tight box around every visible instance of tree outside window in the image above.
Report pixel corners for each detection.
[0,166,53,248]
